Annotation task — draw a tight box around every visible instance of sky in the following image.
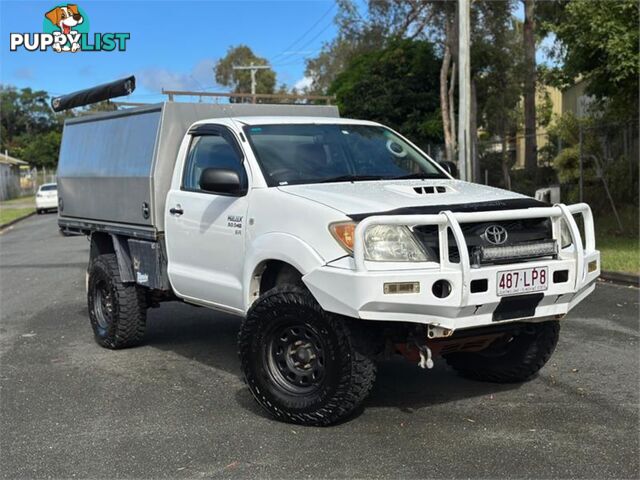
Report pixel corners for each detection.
[0,0,338,102]
[1,0,555,104]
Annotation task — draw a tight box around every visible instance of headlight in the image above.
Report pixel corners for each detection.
[364,225,429,262]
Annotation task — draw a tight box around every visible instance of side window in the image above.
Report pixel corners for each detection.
[182,134,247,192]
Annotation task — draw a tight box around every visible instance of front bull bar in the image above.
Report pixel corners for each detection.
[352,203,597,306]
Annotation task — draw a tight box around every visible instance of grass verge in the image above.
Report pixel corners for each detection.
[595,205,639,274]
[1,195,35,207]
[0,207,35,226]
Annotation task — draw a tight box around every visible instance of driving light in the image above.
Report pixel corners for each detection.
[481,240,558,263]
[330,222,356,252]
[364,225,428,262]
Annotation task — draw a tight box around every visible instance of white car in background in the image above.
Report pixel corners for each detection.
[35,183,58,214]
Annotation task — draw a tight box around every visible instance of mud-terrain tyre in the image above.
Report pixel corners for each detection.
[238,285,376,426]
[87,253,147,349]
[444,321,560,383]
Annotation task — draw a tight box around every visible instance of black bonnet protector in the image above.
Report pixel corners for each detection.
[347,198,549,221]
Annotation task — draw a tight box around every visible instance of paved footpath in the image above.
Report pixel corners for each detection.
[1,214,638,479]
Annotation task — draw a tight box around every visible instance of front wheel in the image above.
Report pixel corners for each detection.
[444,321,560,383]
[238,286,376,426]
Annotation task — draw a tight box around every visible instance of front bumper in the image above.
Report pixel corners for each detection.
[304,203,599,334]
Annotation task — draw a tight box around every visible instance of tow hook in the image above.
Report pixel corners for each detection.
[417,344,434,369]
[394,335,436,369]
[393,342,434,369]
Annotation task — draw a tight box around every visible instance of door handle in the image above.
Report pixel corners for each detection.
[169,207,184,216]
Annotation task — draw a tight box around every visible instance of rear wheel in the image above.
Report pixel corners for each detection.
[238,285,376,426]
[87,253,147,349]
[444,321,560,383]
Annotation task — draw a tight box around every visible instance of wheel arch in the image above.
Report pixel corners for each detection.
[243,232,325,311]
[89,231,114,259]
[89,232,135,283]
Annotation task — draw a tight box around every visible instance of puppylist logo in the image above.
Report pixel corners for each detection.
[9,4,130,53]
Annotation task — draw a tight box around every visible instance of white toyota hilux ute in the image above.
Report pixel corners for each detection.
[56,88,599,426]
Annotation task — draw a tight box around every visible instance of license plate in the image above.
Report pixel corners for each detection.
[497,266,548,296]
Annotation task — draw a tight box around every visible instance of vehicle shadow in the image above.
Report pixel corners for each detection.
[145,302,242,376]
[146,302,520,416]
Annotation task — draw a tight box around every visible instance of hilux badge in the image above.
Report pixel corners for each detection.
[484,225,508,245]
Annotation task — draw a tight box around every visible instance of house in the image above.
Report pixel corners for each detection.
[478,85,564,170]
[512,79,602,168]
[0,152,29,201]
[513,85,563,168]
[561,78,594,118]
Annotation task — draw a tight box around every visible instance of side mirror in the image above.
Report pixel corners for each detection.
[199,168,244,195]
[438,161,458,178]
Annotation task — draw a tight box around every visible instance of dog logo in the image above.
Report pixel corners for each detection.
[9,4,129,53]
[483,225,508,245]
[45,4,84,52]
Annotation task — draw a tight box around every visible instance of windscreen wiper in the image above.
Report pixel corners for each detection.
[316,174,385,184]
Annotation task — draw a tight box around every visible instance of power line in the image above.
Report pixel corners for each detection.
[270,2,336,64]
[271,19,336,67]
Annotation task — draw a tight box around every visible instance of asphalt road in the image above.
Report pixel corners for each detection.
[1,214,638,479]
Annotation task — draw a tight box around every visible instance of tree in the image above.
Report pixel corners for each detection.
[330,39,442,148]
[0,86,56,144]
[469,1,519,182]
[17,130,61,168]
[0,86,62,166]
[304,1,388,95]
[545,0,639,119]
[214,45,276,99]
[308,0,520,174]
[307,1,458,160]
[522,0,537,173]
[367,1,459,164]
[475,17,524,189]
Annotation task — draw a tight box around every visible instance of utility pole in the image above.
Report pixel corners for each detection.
[458,0,472,181]
[232,63,271,103]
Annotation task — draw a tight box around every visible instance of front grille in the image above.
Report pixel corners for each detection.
[413,218,554,266]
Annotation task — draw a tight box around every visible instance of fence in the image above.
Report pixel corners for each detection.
[1,167,56,201]
[26,167,57,193]
[0,165,21,201]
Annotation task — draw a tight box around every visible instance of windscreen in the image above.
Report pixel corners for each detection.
[244,124,446,186]
[40,184,57,191]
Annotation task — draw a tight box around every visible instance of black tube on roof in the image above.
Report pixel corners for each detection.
[51,76,136,112]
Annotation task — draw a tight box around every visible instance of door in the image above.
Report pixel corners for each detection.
[165,126,249,312]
